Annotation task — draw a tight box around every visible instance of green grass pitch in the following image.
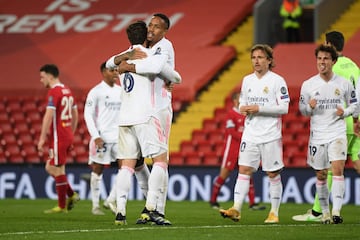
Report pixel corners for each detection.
[0,199,359,240]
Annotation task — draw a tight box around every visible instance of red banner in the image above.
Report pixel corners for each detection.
[0,0,255,101]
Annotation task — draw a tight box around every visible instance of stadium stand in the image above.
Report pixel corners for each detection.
[1,1,359,168]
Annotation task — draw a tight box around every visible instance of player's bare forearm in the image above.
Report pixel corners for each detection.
[114,48,147,65]
[118,61,135,74]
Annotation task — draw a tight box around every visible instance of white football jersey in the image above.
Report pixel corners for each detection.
[140,37,175,113]
[299,74,357,144]
[84,81,122,143]
[117,45,155,125]
[240,71,290,144]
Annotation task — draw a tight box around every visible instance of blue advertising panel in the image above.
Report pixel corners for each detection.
[0,165,359,205]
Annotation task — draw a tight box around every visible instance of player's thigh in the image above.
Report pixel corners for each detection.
[307,142,330,170]
[134,118,167,158]
[157,107,172,142]
[118,126,141,159]
[238,141,261,170]
[328,138,347,162]
[49,140,72,166]
[260,139,284,172]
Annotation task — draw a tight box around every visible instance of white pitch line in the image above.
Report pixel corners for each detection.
[1,223,359,236]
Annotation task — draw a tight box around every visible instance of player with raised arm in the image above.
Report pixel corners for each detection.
[106,20,181,225]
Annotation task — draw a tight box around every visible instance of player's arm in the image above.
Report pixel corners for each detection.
[71,105,78,134]
[106,48,147,69]
[299,83,313,116]
[258,102,289,116]
[160,64,182,84]
[341,83,357,118]
[37,107,54,152]
[84,92,101,139]
[258,82,290,116]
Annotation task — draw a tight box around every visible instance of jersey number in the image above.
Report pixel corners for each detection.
[308,145,317,156]
[123,72,135,93]
[61,96,74,120]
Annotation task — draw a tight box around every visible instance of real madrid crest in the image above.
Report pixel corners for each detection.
[263,86,269,94]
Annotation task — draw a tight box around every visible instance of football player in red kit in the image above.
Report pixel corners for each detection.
[38,64,80,213]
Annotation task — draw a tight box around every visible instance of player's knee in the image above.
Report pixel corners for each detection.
[316,169,327,180]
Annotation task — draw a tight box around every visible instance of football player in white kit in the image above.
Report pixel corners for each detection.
[298,44,357,224]
[84,62,151,215]
[136,13,175,225]
[106,20,180,225]
[220,44,290,223]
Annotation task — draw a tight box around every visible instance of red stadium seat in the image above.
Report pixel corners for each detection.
[14,122,29,135]
[74,145,88,157]
[7,154,24,164]
[207,129,225,145]
[295,130,309,148]
[203,118,219,132]
[6,144,21,155]
[6,101,21,112]
[197,140,214,156]
[30,122,42,135]
[202,152,220,166]
[284,142,302,157]
[172,99,183,112]
[184,152,202,166]
[73,134,84,145]
[169,152,184,166]
[180,140,196,155]
[2,133,17,145]
[1,122,13,134]
[214,140,224,157]
[0,102,5,111]
[286,121,306,132]
[0,111,8,122]
[22,144,38,156]
[23,101,38,112]
[23,149,41,164]
[75,152,89,164]
[282,133,295,145]
[6,145,23,163]
[291,152,308,167]
[192,129,208,144]
[18,133,34,145]
[27,112,42,124]
[0,148,7,163]
[10,111,26,123]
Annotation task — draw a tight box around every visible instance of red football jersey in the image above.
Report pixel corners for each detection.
[46,83,76,143]
[220,107,245,170]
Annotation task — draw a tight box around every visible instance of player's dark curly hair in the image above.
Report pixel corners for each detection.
[39,64,59,78]
[315,44,338,61]
[126,21,147,45]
